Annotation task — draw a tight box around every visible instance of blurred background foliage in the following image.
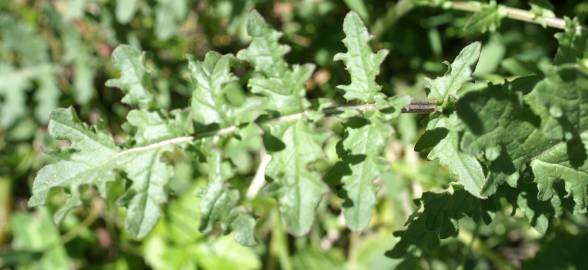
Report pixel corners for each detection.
[1,0,588,269]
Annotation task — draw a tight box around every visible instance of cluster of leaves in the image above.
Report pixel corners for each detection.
[28,10,413,244]
[4,0,588,269]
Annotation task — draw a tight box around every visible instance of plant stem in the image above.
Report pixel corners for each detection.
[446,1,586,32]
[458,229,516,270]
[196,101,436,139]
[122,101,436,153]
[0,178,11,246]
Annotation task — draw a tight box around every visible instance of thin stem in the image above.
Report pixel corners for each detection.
[196,101,436,139]
[446,1,586,32]
[129,101,436,152]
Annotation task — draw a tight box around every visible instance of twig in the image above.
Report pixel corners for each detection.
[247,151,272,199]
[109,101,436,157]
[446,1,586,32]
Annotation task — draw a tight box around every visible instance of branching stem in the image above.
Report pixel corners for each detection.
[446,1,586,32]
[136,101,436,151]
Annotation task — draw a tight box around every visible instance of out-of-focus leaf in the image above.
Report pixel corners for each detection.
[116,0,139,24]
[155,0,187,40]
[9,209,71,269]
[464,2,503,34]
[199,150,257,246]
[106,45,153,108]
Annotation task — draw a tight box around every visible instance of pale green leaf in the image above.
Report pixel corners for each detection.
[236,10,289,76]
[29,108,188,238]
[106,45,153,108]
[266,120,328,236]
[421,114,487,198]
[464,3,503,34]
[334,11,388,103]
[248,64,314,114]
[189,52,264,125]
[342,115,392,230]
[10,209,71,269]
[155,0,187,40]
[425,42,481,103]
[199,150,257,246]
[116,0,138,24]
[237,10,315,114]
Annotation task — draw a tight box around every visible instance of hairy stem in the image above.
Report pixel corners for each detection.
[130,101,436,152]
[446,1,586,32]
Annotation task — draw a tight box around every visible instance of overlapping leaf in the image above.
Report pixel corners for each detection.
[417,42,486,197]
[425,42,481,104]
[417,114,487,197]
[237,11,315,114]
[457,70,588,213]
[28,107,186,238]
[189,52,263,126]
[106,45,153,108]
[340,114,391,231]
[265,120,328,236]
[387,185,490,258]
[199,150,257,246]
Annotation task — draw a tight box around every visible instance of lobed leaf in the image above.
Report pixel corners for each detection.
[419,114,487,198]
[199,150,257,246]
[334,11,388,103]
[29,107,188,238]
[236,10,289,76]
[425,42,481,104]
[238,11,315,114]
[189,51,264,126]
[106,45,153,108]
[341,114,392,230]
[265,120,328,236]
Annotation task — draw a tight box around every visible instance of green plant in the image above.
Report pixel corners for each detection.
[3,0,588,269]
[28,2,588,260]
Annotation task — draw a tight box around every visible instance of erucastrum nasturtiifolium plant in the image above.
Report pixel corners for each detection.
[27,7,588,260]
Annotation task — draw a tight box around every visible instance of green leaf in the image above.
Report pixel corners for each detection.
[0,16,60,125]
[199,150,257,246]
[247,64,314,114]
[63,27,96,104]
[334,11,388,103]
[457,72,588,212]
[266,120,328,236]
[189,51,264,126]
[420,114,487,198]
[425,42,481,104]
[0,64,32,127]
[29,108,188,238]
[116,0,138,24]
[387,185,489,258]
[464,2,503,34]
[10,209,71,269]
[341,114,392,230]
[106,45,153,108]
[526,66,588,213]
[236,10,289,76]
[237,10,315,114]
[155,0,187,40]
[553,18,587,64]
